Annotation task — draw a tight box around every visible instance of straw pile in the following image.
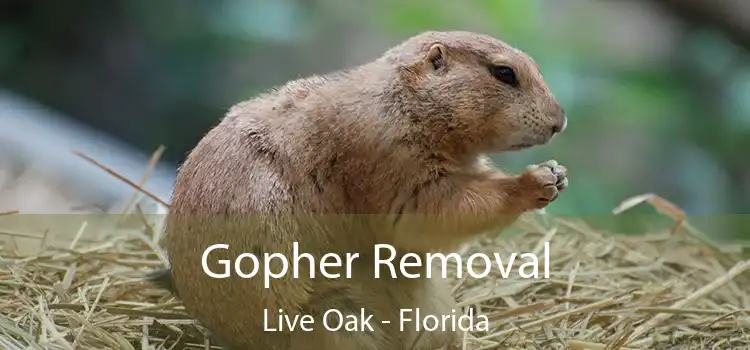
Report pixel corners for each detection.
[1,197,748,350]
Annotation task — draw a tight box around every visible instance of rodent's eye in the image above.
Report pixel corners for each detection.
[489,65,518,87]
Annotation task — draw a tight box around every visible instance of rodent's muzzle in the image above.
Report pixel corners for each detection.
[507,112,567,151]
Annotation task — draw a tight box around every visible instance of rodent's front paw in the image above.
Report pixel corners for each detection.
[519,159,567,209]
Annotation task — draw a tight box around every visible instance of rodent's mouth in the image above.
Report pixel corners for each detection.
[508,143,534,150]
[503,132,555,152]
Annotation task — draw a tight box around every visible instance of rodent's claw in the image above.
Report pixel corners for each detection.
[539,159,568,191]
[542,159,558,167]
[520,159,568,209]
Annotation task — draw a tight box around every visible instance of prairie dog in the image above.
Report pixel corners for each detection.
[149,31,568,350]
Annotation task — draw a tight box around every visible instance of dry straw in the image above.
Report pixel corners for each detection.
[1,149,749,350]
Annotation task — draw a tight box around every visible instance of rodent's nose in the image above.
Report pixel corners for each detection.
[552,115,567,135]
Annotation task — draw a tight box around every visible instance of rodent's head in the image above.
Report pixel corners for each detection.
[381,31,566,155]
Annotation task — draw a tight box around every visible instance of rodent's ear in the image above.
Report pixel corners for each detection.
[424,43,448,71]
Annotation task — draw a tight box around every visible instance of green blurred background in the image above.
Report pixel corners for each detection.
[1,0,749,241]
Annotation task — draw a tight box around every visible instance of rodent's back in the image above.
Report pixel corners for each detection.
[172,70,404,214]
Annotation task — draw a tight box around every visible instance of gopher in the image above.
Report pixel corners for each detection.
[149,30,568,350]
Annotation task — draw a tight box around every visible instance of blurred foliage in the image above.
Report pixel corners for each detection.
[1,0,749,240]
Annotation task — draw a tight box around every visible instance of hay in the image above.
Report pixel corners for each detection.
[1,205,749,350]
[0,151,748,349]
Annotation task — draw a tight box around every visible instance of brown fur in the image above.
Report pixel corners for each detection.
[150,31,568,350]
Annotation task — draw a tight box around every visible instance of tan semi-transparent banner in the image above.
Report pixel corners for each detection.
[1,213,748,349]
